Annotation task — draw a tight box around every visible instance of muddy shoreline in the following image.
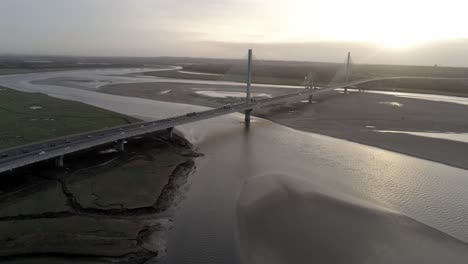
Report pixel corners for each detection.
[0,131,202,264]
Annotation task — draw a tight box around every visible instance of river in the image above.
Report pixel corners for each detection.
[1,69,468,263]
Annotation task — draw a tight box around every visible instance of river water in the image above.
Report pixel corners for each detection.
[1,69,468,263]
[169,117,468,263]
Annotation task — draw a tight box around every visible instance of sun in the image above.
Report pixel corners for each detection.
[290,0,460,50]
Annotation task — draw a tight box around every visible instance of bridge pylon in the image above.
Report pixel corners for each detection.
[344,51,351,94]
[305,72,315,103]
[245,49,253,124]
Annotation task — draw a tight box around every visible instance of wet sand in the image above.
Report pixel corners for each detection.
[262,91,468,170]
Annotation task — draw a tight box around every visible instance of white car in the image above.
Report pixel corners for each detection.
[39,151,46,155]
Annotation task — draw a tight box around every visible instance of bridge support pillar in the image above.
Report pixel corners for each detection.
[55,155,64,168]
[308,95,313,103]
[166,127,174,140]
[245,109,252,123]
[117,140,125,152]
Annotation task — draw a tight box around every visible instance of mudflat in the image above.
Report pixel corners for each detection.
[262,91,468,170]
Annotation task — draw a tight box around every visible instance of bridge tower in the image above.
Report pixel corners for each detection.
[344,51,351,94]
[305,72,315,103]
[245,49,253,123]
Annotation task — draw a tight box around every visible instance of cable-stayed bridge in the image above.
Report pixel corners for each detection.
[1,51,465,173]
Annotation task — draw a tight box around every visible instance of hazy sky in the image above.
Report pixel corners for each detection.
[2,0,468,65]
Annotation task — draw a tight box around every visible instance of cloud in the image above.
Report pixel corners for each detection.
[1,0,468,66]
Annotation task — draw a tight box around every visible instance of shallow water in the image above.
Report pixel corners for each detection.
[195,90,272,98]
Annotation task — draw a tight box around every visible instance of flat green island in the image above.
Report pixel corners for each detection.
[0,86,139,149]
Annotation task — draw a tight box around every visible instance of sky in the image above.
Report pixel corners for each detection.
[2,0,468,66]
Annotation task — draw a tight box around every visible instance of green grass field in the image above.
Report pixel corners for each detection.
[0,86,140,149]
